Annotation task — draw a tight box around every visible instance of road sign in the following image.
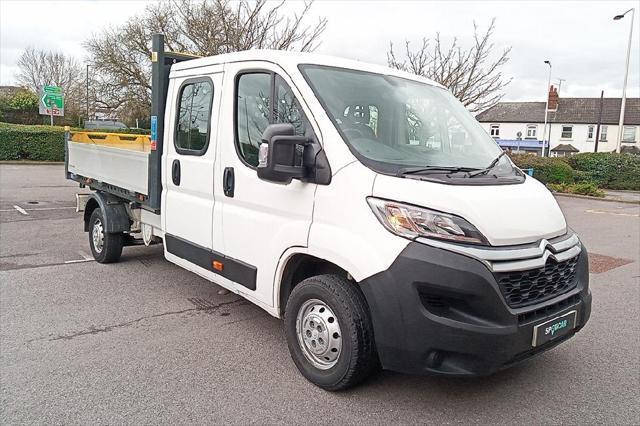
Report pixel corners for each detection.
[39,86,64,117]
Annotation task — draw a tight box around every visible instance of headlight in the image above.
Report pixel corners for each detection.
[366,197,488,245]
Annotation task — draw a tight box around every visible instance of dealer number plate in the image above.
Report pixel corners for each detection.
[532,310,577,347]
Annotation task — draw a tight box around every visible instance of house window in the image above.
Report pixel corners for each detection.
[490,124,500,138]
[587,125,595,140]
[526,124,537,139]
[600,125,608,141]
[561,125,573,139]
[622,126,637,143]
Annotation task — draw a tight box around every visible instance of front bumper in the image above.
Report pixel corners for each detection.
[359,241,591,376]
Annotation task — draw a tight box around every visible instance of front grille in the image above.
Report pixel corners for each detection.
[517,294,580,324]
[495,255,579,308]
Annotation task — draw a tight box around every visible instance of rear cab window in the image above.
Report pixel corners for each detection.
[175,79,214,155]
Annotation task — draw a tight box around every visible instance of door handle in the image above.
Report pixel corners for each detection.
[172,159,181,186]
[223,167,234,197]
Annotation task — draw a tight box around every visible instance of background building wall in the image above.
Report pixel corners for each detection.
[478,122,635,154]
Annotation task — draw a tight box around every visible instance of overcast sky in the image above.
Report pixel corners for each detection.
[1,0,638,103]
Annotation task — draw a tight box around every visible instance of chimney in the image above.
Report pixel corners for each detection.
[548,85,559,111]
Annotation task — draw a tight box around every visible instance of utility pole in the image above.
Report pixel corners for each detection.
[542,60,552,157]
[594,90,604,153]
[86,64,90,121]
[613,8,635,153]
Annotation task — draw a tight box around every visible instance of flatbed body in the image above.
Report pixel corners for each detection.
[67,132,151,195]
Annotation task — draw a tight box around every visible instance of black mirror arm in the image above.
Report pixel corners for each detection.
[302,140,331,185]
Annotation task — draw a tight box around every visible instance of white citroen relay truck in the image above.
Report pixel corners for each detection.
[66,34,591,390]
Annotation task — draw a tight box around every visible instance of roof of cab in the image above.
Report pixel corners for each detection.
[169,49,444,88]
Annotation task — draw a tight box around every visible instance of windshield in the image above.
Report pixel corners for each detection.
[299,65,511,176]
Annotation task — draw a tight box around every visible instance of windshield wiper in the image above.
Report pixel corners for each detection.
[467,151,507,178]
[397,166,479,177]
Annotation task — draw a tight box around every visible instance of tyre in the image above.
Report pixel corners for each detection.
[284,274,378,391]
[88,208,123,263]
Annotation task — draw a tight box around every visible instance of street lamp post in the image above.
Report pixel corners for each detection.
[86,64,90,121]
[613,8,635,154]
[541,60,552,157]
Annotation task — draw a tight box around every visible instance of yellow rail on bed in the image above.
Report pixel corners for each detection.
[69,131,151,153]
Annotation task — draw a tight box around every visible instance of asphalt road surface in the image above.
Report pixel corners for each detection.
[1,164,638,424]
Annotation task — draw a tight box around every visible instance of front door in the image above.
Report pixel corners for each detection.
[163,71,222,258]
[215,62,317,308]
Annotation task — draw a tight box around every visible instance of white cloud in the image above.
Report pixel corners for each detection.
[1,0,638,103]
[0,0,149,83]
[310,0,640,100]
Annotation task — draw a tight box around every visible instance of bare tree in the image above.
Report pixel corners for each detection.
[84,0,327,124]
[16,47,84,121]
[17,47,83,92]
[388,19,511,113]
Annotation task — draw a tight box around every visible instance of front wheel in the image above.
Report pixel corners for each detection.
[88,208,123,263]
[284,274,378,391]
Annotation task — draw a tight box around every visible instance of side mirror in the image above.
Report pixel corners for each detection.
[257,123,306,184]
[257,123,332,185]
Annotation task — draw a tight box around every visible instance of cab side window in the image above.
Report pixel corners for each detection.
[236,73,271,166]
[235,72,312,167]
[175,80,213,154]
[275,75,306,136]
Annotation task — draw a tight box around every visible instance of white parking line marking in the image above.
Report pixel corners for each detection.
[12,205,28,215]
[63,259,94,264]
[0,206,75,212]
[585,209,639,217]
[78,250,93,261]
[26,207,76,211]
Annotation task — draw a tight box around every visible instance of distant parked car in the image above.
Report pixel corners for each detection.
[84,120,128,130]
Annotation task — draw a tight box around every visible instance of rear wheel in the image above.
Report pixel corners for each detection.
[89,208,123,263]
[284,274,378,391]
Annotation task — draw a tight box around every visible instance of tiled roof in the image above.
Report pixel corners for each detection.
[551,143,579,152]
[476,98,640,125]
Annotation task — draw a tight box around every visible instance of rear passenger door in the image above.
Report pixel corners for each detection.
[163,71,222,256]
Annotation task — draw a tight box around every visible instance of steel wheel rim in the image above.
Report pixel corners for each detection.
[92,218,104,253]
[296,298,342,370]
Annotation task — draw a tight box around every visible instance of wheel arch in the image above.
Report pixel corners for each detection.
[276,249,354,318]
[83,192,131,233]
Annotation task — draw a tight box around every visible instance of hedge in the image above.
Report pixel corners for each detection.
[0,122,66,161]
[566,153,640,191]
[510,152,640,191]
[508,153,576,184]
[0,122,151,161]
[547,182,605,197]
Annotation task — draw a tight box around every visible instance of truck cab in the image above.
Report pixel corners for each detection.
[66,35,591,390]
